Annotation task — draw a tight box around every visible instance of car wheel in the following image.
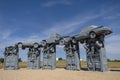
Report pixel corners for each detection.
[89,31,96,39]
[72,37,77,43]
[41,40,47,46]
[33,42,39,48]
[59,39,65,45]
[17,42,23,48]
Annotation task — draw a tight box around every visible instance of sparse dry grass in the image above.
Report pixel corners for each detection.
[0,61,120,80]
[18,62,27,68]
[56,60,66,68]
[0,63,3,69]
[56,61,120,68]
[81,61,120,68]
[0,61,120,69]
[108,61,120,68]
[81,61,87,68]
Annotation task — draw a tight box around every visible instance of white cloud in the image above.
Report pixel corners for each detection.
[0,33,45,60]
[105,34,120,59]
[103,13,120,20]
[41,0,72,7]
[0,29,12,40]
[42,4,120,36]
[78,34,120,60]
[0,31,46,52]
[100,3,119,14]
[0,4,119,60]
[100,4,120,21]
[42,13,101,36]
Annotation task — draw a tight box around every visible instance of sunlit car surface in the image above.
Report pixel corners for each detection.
[74,25,112,41]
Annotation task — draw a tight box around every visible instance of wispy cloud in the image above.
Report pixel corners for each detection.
[0,31,45,59]
[41,7,120,60]
[103,13,120,20]
[0,29,12,40]
[42,12,101,36]
[42,4,120,36]
[41,0,72,7]
[0,35,44,48]
[100,4,120,20]
[0,2,120,60]
[0,9,107,48]
[105,34,120,59]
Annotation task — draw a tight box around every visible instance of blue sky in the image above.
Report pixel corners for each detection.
[0,0,120,61]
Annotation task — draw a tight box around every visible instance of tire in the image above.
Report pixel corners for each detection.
[59,39,65,45]
[41,40,47,46]
[17,42,23,48]
[72,37,77,43]
[89,31,96,39]
[33,42,39,48]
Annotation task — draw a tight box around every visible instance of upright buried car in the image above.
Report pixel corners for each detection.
[59,25,112,71]
[79,25,112,72]
[4,45,19,70]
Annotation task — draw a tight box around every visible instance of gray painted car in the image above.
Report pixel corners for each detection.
[74,25,112,41]
[16,42,41,49]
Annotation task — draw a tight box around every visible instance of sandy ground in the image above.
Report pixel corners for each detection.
[0,68,120,80]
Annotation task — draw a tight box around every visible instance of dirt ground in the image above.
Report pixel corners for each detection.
[0,68,120,80]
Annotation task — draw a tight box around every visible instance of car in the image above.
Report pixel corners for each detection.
[16,42,40,49]
[41,33,61,46]
[59,25,112,45]
[74,25,112,41]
